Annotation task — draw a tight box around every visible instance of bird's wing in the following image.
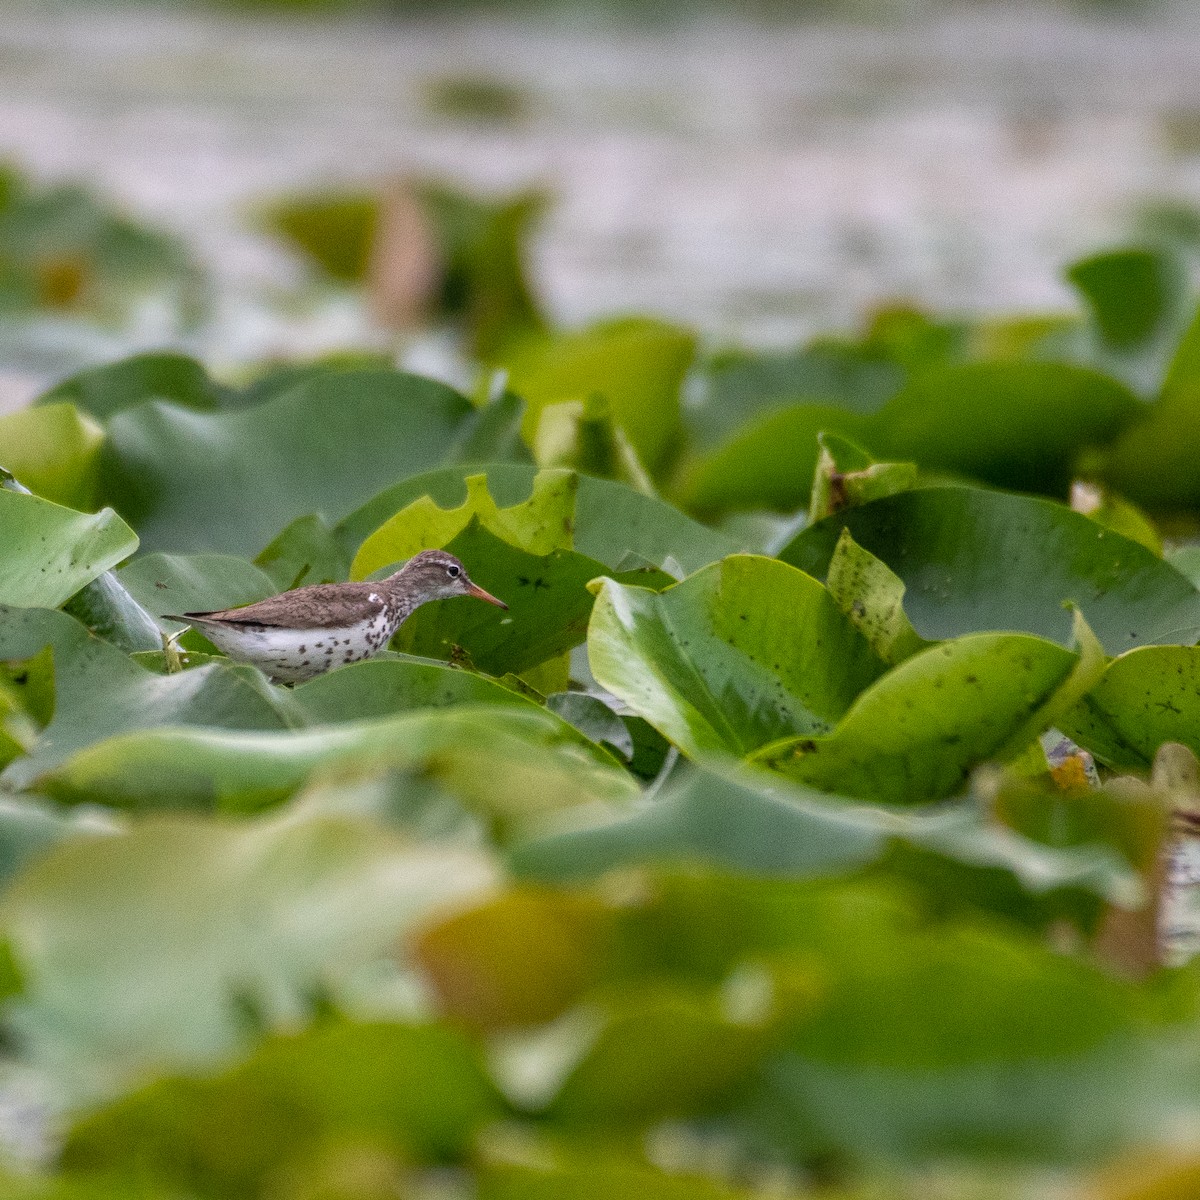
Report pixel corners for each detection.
[165,584,388,630]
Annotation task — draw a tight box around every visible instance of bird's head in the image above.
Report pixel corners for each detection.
[389,549,507,608]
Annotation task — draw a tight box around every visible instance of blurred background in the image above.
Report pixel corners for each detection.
[5,0,1200,406]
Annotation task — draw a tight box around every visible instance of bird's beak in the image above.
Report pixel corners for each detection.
[467,582,508,610]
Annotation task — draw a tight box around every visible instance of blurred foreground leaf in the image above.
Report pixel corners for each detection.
[61,1021,502,1195]
[0,813,498,1098]
[512,759,1139,927]
[34,704,636,818]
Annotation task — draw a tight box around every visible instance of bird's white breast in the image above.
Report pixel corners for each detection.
[199,614,395,684]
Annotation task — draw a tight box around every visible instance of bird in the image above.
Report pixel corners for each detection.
[162,548,507,684]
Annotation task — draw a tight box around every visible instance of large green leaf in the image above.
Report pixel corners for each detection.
[545,987,771,1127]
[503,317,695,474]
[0,794,107,894]
[98,369,486,556]
[1104,304,1200,509]
[587,556,885,758]
[479,1157,754,1200]
[116,552,277,620]
[0,812,498,1098]
[600,874,1172,1164]
[685,339,906,450]
[289,656,543,724]
[337,463,736,574]
[872,362,1140,496]
[1059,645,1200,768]
[781,485,1200,650]
[0,607,294,789]
[677,403,870,514]
[0,490,138,610]
[678,361,1138,514]
[752,626,1100,804]
[351,469,576,578]
[255,513,351,590]
[60,570,163,654]
[0,403,104,510]
[1066,246,1184,357]
[38,352,229,419]
[34,705,638,817]
[61,1021,503,1195]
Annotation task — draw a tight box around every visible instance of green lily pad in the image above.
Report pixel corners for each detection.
[0,794,110,893]
[255,513,351,590]
[872,362,1140,496]
[1058,645,1200,768]
[0,490,138,610]
[1103,305,1200,510]
[678,403,871,515]
[61,570,163,654]
[587,556,886,758]
[545,988,771,1127]
[1067,246,1183,354]
[545,692,635,761]
[590,872,1165,1165]
[38,352,229,419]
[744,895,1158,1164]
[824,529,928,665]
[751,622,1102,804]
[680,361,1139,514]
[808,431,918,523]
[116,553,277,620]
[351,469,576,579]
[98,369,485,556]
[533,392,655,493]
[289,656,543,724]
[0,607,294,789]
[0,403,104,510]
[415,886,616,1033]
[685,339,905,451]
[337,463,735,574]
[780,484,1200,650]
[503,317,695,474]
[479,1156,754,1200]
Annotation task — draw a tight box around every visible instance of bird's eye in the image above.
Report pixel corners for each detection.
[446,564,461,578]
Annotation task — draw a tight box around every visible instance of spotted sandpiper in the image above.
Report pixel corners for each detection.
[163,549,507,684]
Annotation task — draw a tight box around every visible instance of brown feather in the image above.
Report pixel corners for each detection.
[168,582,391,630]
